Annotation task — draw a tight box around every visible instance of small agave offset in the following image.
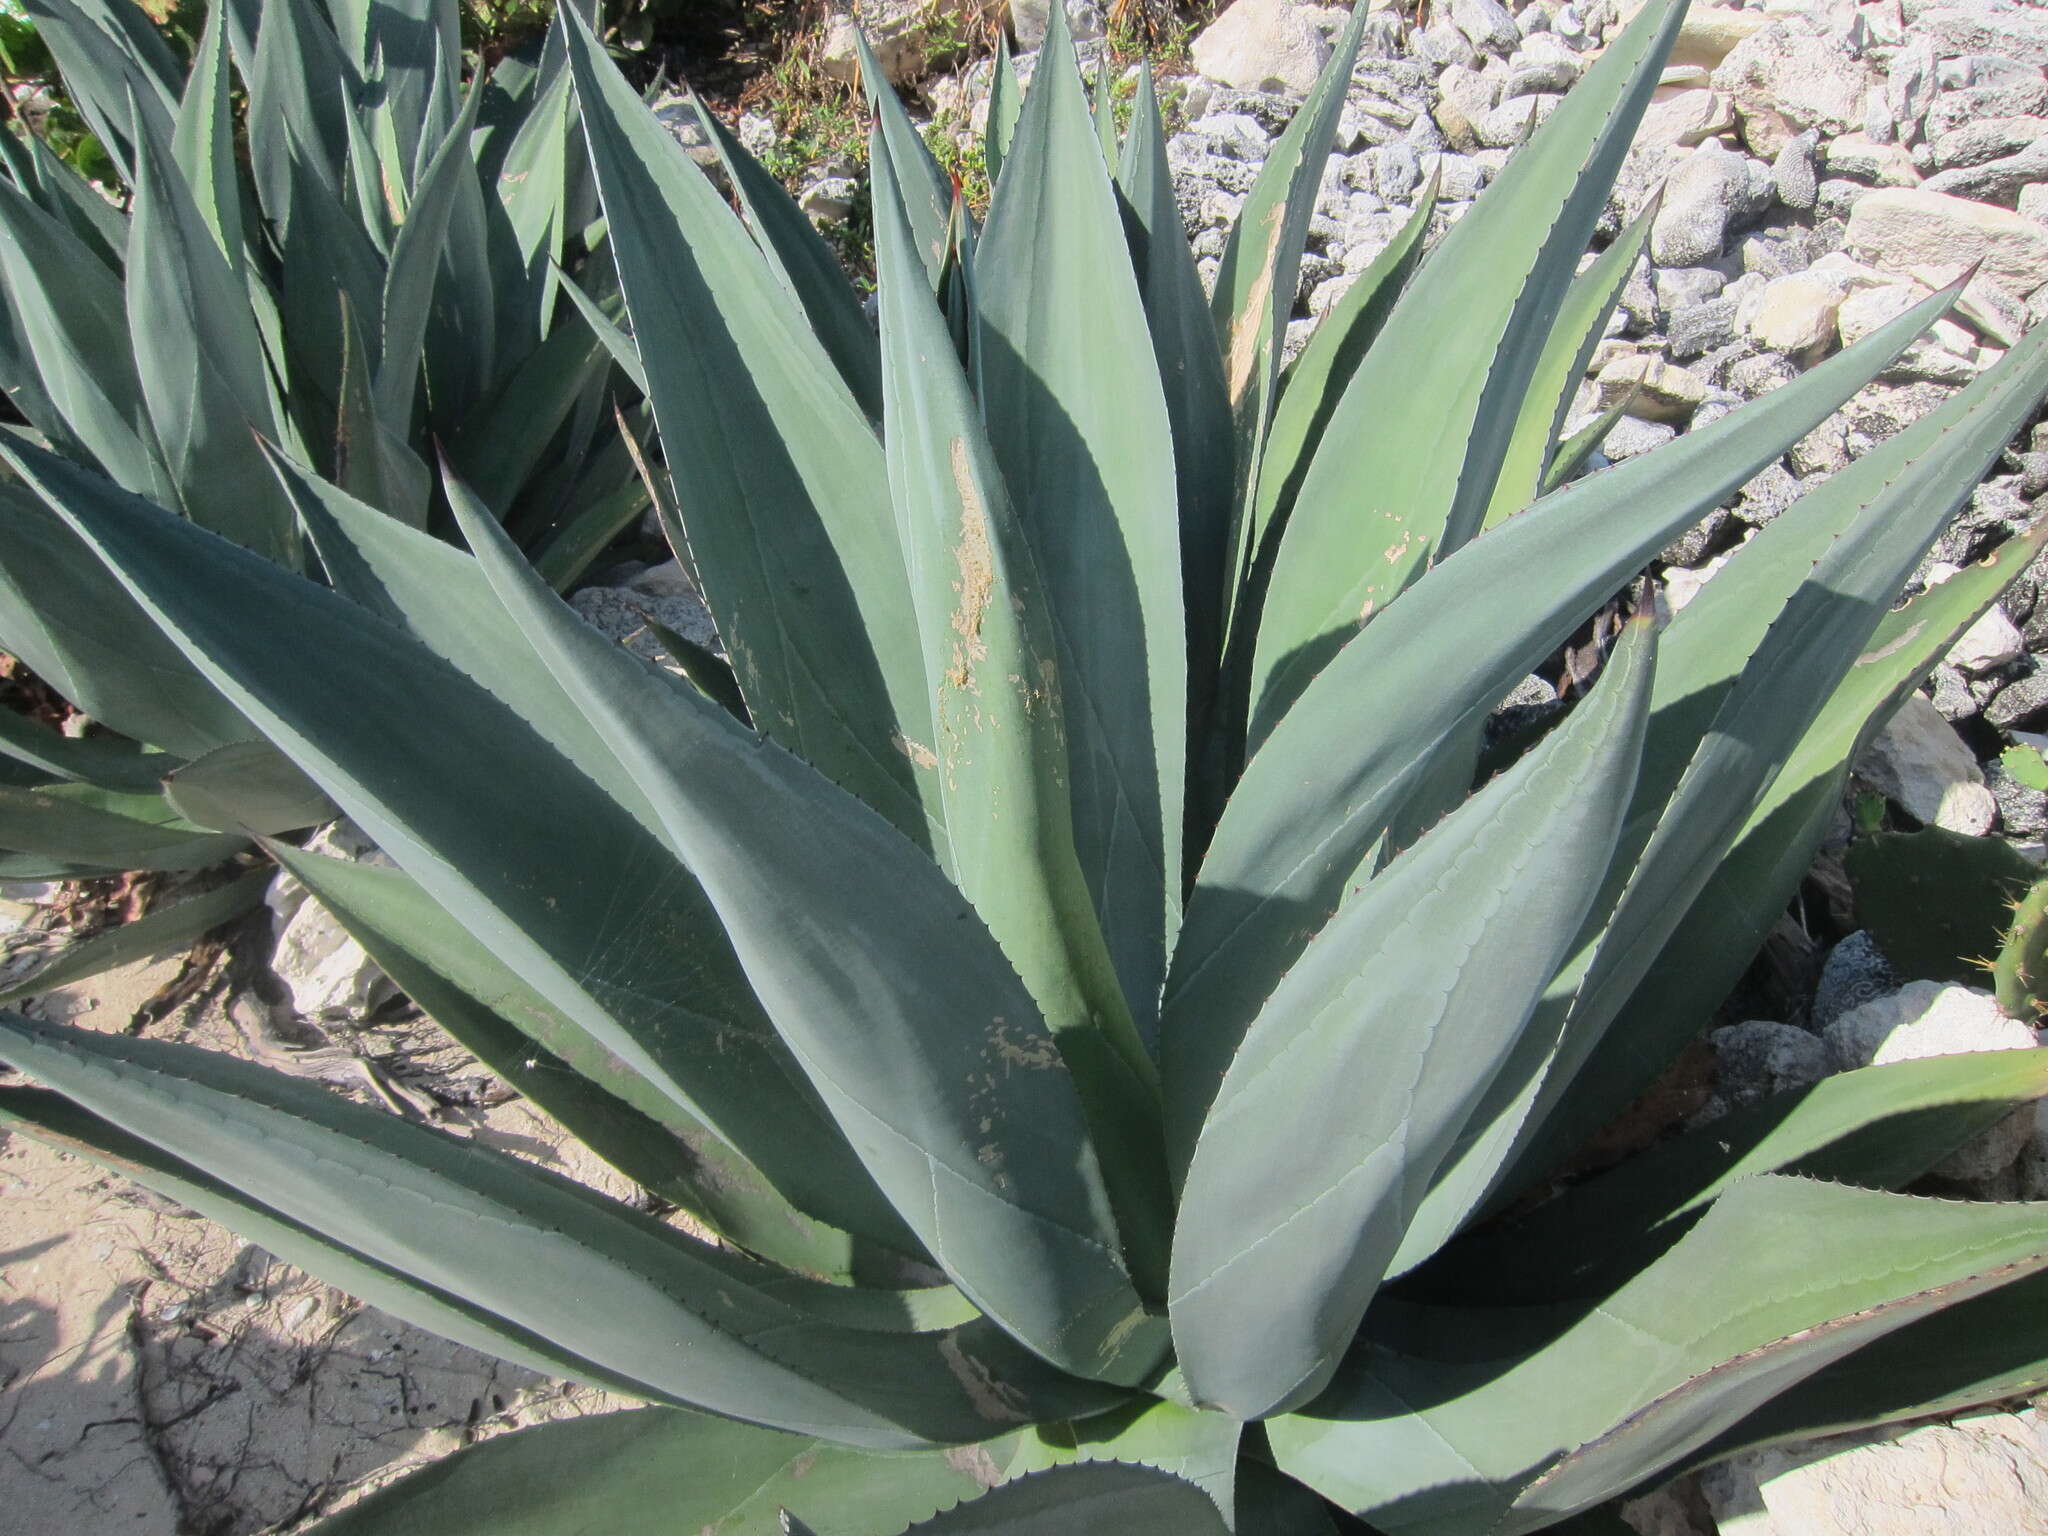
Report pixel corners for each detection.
[0,0,640,878]
[7,0,2048,1529]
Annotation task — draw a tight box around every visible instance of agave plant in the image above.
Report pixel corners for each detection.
[6,1,2048,1529]
[0,0,646,874]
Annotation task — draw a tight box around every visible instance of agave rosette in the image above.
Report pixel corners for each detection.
[5,1,2048,1530]
[0,0,640,875]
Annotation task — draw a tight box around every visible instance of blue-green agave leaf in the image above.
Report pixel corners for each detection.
[873,146,1169,1296]
[306,1408,1044,1536]
[0,1016,1121,1447]
[976,9,1186,1031]
[1158,288,1957,1184]
[1249,0,1684,740]
[562,5,942,855]
[1270,1177,2048,1535]
[126,100,297,563]
[0,867,267,1004]
[6,438,925,1261]
[263,840,914,1283]
[442,473,1169,1388]
[1170,617,1654,1418]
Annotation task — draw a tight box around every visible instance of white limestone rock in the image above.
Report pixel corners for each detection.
[1823,981,2041,1182]
[1847,188,2048,295]
[1854,692,1996,835]
[1191,0,1332,96]
[1712,17,1876,157]
[1703,1410,2048,1536]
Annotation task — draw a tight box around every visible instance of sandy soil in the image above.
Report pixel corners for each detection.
[0,948,629,1535]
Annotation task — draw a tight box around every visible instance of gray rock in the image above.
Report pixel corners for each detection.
[1280,315,1318,365]
[1747,271,1843,356]
[1790,415,1852,477]
[1814,178,1876,221]
[1500,673,1557,710]
[1652,265,1729,318]
[818,0,991,85]
[1927,79,2048,142]
[1771,130,1819,211]
[1712,18,1876,157]
[1702,1410,2048,1536]
[1602,415,1677,461]
[1477,93,1557,147]
[1650,143,1755,266]
[1709,1020,1832,1110]
[1449,0,1523,55]
[652,101,727,182]
[1929,662,1980,723]
[1987,670,2048,732]
[1412,20,1483,70]
[1948,604,2027,675]
[1925,140,2048,209]
[1862,83,1896,147]
[1693,390,1742,433]
[1664,295,1741,359]
[1008,0,1102,49]
[1822,132,1923,186]
[1913,6,2048,71]
[736,112,777,159]
[2021,449,2048,499]
[1171,150,1261,225]
[265,822,396,1022]
[1353,92,1421,143]
[1733,461,1801,527]
[1989,759,2048,837]
[1189,110,1273,159]
[1487,672,1565,745]
[797,175,859,224]
[1504,54,1581,100]
[1737,228,1813,278]
[1847,187,2048,297]
[569,577,720,665]
[1616,266,1658,333]
[1371,142,1423,200]
[1926,473,2032,568]
[1812,931,1897,1032]
[1659,504,1729,564]
[1930,115,2048,172]
[1202,86,1313,135]
[1306,271,1357,319]
[1434,62,1502,151]
[1843,382,1949,448]
[1294,252,1340,303]
[1885,38,1935,141]
[1355,58,1436,101]
[1421,150,1490,202]
[1596,353,1707,422]
[1937,52,2046,91]
[2002,549,2042,626]
[1725,349,1801,398]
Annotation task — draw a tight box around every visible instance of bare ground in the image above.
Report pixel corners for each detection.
[0,950,632,1535]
